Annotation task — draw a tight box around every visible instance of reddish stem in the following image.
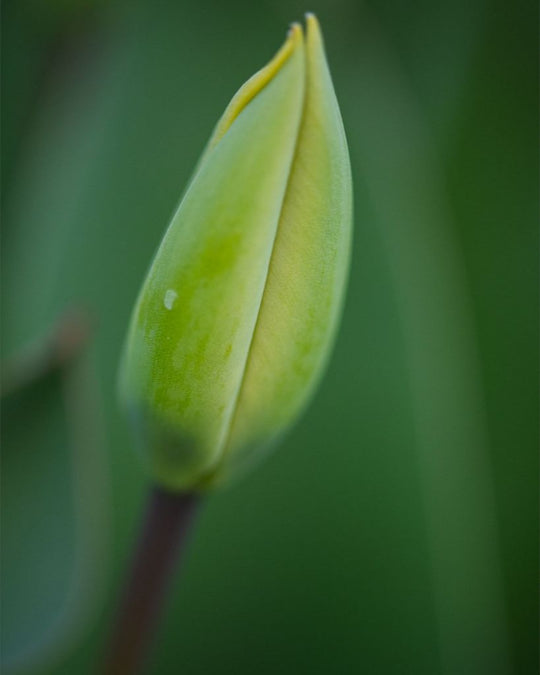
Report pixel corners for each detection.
[103,487,199,674]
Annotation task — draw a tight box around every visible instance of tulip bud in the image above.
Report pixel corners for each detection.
[119,15,352,490]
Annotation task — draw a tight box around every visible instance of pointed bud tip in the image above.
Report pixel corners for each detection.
[287,22,302,37]
[304,13,323,45]
[286,22,304,51]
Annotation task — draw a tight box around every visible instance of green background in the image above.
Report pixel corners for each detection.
[2,0,537,673]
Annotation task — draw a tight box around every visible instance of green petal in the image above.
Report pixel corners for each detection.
[119,26,306,489]
[208,14,353,485]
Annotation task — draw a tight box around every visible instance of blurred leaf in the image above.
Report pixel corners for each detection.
[1,320,109,674]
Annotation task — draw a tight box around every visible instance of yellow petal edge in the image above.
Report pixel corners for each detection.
[209,22,303,149]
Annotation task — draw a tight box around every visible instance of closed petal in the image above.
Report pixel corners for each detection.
[120,26,305,488]
[207,15,353,485]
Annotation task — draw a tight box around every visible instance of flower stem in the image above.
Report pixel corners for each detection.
[104,487,199,674]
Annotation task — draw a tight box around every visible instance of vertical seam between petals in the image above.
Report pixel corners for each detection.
[201,40,310,484]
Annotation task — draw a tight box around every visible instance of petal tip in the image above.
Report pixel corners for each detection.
[286,22,304,52]
[208,20,304,149]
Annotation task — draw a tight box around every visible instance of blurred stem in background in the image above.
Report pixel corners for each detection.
[1,0,105,198]
[348,14,510,675]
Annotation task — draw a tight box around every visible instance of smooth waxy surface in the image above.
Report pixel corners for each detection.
[119,16,352,490]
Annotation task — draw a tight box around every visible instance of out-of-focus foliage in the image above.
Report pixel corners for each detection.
[1,0,537,673]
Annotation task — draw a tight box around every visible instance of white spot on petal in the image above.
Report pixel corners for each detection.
[164,289,178,310]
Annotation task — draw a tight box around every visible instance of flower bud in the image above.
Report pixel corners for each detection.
[119,15,352,490]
